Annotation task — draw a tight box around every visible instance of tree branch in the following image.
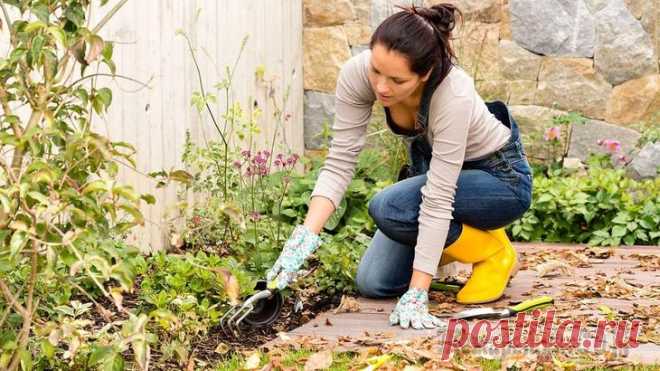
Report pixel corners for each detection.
[0,278,28,318]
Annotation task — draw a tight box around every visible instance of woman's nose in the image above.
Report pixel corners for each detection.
[376,81,390,95]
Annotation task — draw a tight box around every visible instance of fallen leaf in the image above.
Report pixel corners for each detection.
[213,268,241,305]
[214,342,229,355]
[334,295,361,314]
[361,354,392,371]
[304,350,333,371]
[170,232,184,248]
[585,247,614,259]
[244,352,261,370]
[325,318,332,326]
[534,260,573,277]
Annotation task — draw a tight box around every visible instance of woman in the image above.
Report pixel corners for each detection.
[266,4,533,330]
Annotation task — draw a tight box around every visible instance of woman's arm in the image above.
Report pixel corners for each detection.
[307,51,375,225]
[303,196,336,234]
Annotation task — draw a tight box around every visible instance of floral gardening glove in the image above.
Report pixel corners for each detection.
[266,224,322,290]
[389,287,445,329]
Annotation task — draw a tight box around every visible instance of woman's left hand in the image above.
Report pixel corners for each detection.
[389,287,445,329]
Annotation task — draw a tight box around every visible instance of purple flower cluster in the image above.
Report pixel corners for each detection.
[233,149,300,177]
[273,153,299,169]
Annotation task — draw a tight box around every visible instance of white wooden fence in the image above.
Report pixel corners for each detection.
[93,0,304,252]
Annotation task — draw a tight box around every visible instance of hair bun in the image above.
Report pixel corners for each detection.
[415,3,460,34]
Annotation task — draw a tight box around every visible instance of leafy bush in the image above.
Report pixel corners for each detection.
[509,156,659,246]
[0,1,154,369]
[136,252,254,366]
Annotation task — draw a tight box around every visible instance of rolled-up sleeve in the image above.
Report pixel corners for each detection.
[309,52,374,210]
[412,94,473,276]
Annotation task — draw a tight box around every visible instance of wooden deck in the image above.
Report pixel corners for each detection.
[265,243,660,364]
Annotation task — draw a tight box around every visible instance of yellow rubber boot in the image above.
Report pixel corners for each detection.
[440,225,517,304]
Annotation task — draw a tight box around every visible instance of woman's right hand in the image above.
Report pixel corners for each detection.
[266,224,322,290]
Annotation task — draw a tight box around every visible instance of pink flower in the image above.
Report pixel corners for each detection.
[232,160,242,169]
[599,139,621,154]
[284,112,292,122]
[250,211,262,221]
[241,149,251,159]
[543,126,561,141]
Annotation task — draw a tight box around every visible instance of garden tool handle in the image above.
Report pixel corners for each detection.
[510,296,554,314]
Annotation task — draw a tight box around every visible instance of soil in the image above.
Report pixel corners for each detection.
[141,289,344,369]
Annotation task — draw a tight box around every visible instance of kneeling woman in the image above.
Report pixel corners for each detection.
[266,4,533,330]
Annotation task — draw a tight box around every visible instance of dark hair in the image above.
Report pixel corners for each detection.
[369,3,462,82]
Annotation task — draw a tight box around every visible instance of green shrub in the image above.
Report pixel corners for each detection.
[509,157,659,246]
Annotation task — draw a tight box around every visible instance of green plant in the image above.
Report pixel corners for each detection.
[0,1,156,369]
[509,156,659,246]
[137,252,254,367]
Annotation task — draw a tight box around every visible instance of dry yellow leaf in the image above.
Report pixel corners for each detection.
[304,350,333,371]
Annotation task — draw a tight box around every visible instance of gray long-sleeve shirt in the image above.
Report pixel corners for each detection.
[310,49,511,276]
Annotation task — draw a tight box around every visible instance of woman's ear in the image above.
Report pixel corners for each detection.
[421,67,433,82]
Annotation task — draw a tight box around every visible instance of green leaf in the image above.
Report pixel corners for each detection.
[169,170,192,184]
[89,345,113,366]
[27,191,50,205]
[324,198,347,231]
[19,348,32,371]
[112,185,139,202]
[537,193,553,203]
[102,41,114,60]
[0,193,10,213]
[611,225,627,238]
[32,4,50,23]
[119,204,145,226]
[30,34,45,63]
[10,231,28,260]
[47,26,66,47]
[82,180,108,194]
[141,194,156,205]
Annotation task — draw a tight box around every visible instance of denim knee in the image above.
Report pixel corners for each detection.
[367,192,385,225]
[355,267,402,298]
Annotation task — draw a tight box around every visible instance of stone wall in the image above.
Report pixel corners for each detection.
[302,0,659,172]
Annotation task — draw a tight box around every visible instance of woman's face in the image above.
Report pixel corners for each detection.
[368,43,430,107]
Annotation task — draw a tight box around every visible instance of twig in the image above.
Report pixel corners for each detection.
[0,2,15,47]
[67,73,151,90]
[91,0,129,34]
[0,278,28,317]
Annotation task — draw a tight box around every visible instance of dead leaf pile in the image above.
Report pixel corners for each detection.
[629,253,660,271]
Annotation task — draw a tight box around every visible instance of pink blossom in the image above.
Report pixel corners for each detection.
[599,139,621,154]
[241,149,251,159]
[250,211,262,221]
[232,160,242,169]
[543,126,561,141]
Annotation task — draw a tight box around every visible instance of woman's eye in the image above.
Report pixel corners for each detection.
[393,79,404,84]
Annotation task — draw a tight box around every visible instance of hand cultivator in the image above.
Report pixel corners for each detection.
[220,280,283,337]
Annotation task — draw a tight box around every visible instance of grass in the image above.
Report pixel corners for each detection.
[212,348,660,370]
